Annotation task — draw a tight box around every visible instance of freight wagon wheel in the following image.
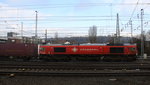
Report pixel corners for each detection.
[8,56,15,61]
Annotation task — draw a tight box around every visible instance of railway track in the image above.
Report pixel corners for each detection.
[0,70,150,76]
[0,61,150,76]
[0,64,150,70]
[0,61,150,70]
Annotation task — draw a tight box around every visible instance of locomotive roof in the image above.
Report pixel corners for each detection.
[41,43,136,46]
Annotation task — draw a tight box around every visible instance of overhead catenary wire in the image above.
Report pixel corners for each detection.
[2,3,150,7]
[122,0,140,33]
[0,16,132,18]
[130,0,140,20]
[0,3,150,10]
[0,19,126,21]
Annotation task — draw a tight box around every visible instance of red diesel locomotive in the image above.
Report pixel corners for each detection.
[39,43,137,61]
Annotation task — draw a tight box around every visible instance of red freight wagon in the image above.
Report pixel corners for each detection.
[0,43,38,59]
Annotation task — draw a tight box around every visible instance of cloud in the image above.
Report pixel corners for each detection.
[74,0,114,11]
[113,0,150,15]
[0,2,53,37]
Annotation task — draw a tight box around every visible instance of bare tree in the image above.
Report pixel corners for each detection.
[88,25,97,43]
[54,32,58,40]
[145,30,150,56]
[54,32,59,43]
[145,30,150,41]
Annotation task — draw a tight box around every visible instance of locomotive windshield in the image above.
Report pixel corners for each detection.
[129,47,136,51]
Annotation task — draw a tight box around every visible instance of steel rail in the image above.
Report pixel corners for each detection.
[0,70,150,76]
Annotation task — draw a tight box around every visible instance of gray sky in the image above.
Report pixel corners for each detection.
[0,0,150,38]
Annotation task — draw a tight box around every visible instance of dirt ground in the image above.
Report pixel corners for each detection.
[0,76,150,85]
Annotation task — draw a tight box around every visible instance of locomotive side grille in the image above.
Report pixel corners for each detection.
[110,47,124,53]
[54,47,66,52]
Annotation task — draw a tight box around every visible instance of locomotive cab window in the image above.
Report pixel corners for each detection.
[54,47,66,52]
[110,47,124,53]
[40,47,45,51]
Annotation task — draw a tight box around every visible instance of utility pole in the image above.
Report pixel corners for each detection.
[35,11,38,44]
[116,13,120,43]
[35,11,38,38]
[141,9,144,58]
[21,22,23,38]
[130,20,133,43]
[45,29,47,43]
